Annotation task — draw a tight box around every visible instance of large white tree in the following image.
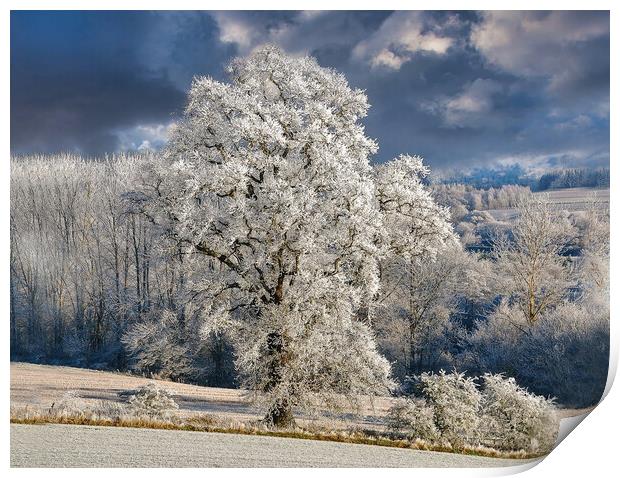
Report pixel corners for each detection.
[136,45,453,426]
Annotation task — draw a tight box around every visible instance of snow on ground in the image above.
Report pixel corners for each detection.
[10,362,396,429]
[10,424,537,468]
[487,187,608,221]
[536,187,609,206]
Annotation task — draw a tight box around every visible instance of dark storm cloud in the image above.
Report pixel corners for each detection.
[11,11,188,154]
[11,10,609,172]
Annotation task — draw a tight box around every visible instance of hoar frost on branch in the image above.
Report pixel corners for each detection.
[133,45,454,426]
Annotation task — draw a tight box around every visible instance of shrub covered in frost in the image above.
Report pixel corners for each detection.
[481,373,558,452]
[388,371,559,453]
[386,398,439,442]
[418,370,482,448]
[121,383,179,418]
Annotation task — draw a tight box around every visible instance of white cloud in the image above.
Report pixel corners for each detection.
[352,12,453,70]
[210,11,455,71]
[492,148,605,174]
[422,78,502,127]
[471,12,609,125]
[370,49,406,70]
[116,122,176,152]
[210,11,325,56]
[210,12,266,52]
[471,11,608,82]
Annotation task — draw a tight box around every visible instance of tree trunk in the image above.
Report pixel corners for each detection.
[265,399,294,427]
[263,331,295,427]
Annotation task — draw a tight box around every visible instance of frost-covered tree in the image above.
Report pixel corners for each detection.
[492,195,576,325]
[10,154,235,385]
[375,244,490,379]
[459,194,608,407]
[10,154,150,363]
[134,46,453,426]
[571,194,610,297]
[463,290,609,407]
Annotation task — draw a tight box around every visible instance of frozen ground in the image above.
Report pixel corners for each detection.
[486,187,609,221]
[10,362,395,429]
[9,424,539,468]
[536,187,610,207]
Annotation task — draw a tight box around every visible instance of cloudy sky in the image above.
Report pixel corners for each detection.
[10,10,609,172]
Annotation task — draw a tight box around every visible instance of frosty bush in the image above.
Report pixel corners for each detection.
[418,370,481,448]
[516,303,609,407]
[387,398,439,442]
[51,390,91,416]
[122,310,197,381]
[389,371,558,453]
[121,383,179,418]
[481,373,558,452]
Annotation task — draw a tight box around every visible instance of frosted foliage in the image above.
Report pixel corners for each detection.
[514,302,609,406]
[419,370,481,448]
[375,155,454,259]
[374,244,489,379]
[10,154,154,362]
[388,372,559,453]
[481,374,558,452]
[387,398,439,442]
[573,196,609,297]
[125,383,179,418]
[136,46,454,422]
[121,310,196,381]
[570,195,609,256]
[465,299,609,407]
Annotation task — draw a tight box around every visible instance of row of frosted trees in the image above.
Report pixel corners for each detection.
[11,156,182,367]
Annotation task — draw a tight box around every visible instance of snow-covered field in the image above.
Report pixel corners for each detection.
[10,424,537,468]
[487,187,609,221]
[10,362,396,429]
[536,187,610,207]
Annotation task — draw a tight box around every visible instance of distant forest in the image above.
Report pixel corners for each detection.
[437,165,610,191]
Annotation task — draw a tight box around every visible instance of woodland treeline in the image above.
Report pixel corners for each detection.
[438,165,609,191]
